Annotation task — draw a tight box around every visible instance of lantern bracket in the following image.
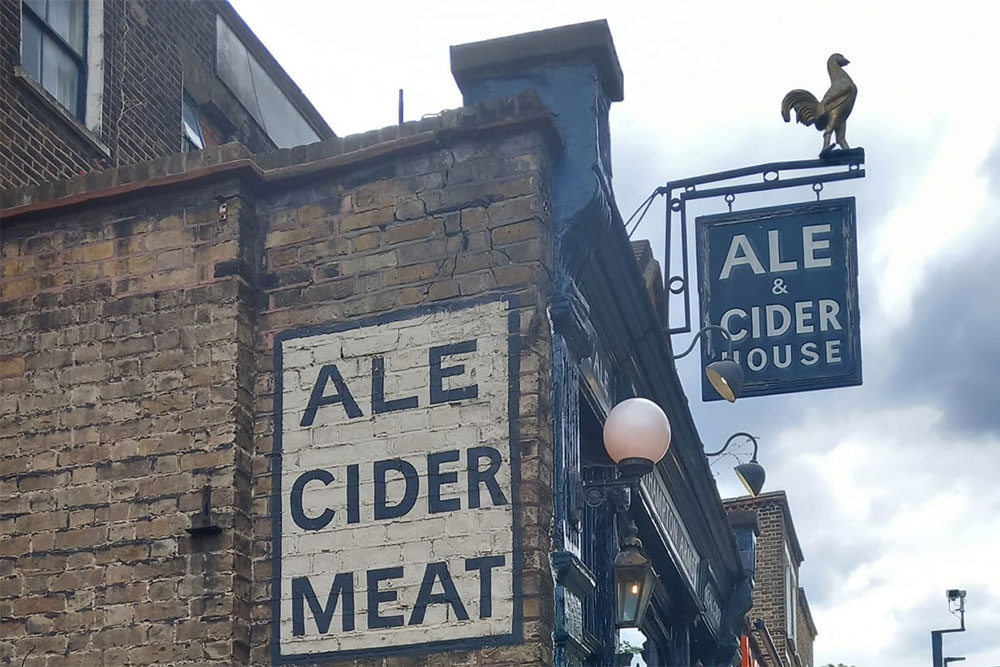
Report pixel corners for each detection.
[623,148,866,334]
[567,460,655,525]
[583,482,631,512]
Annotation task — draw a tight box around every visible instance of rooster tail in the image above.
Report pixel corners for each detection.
[781,89,820,126]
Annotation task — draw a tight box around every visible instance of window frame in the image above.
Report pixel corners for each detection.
[20,0,89,120]
[181,93,206,152]
[784,541,798,644]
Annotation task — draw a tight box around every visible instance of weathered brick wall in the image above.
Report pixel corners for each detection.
[99,0,212,166]
[795,589,815,667]
[249,127,556,666]
[0,0,275,189]
[752,501,789,655]
[0,172,256,665]
[2,92,558,665]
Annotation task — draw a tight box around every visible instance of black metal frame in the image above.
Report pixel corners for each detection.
[931,592,966,667]
[566,466,636,518]
[659,148,866,334]
[582,476,632,511]
[704,432,758,459]
[673,324,734,361]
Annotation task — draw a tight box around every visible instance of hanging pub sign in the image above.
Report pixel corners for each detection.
[696,197,861,401]
[272,295,521,662]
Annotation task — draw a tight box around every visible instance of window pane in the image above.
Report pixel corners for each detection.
[41,34,79,114]
[182,96,205,150]
[21,14,43,79]
[46,0,85,54]
[23,0,46,19]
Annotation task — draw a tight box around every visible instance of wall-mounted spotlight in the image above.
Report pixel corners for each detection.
[706,432,766,497]
[672,324,744,402]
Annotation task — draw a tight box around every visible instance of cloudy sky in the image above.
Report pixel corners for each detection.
[230,1,1000,663]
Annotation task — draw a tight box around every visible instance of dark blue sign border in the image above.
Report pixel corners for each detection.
[271,293,523,664]
[696,198,862,400]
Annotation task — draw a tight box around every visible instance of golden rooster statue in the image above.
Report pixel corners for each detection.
[781,54,857,157]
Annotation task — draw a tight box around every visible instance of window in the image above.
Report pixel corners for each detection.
[21,0,87,119]
[734,527,756,582]
[182,94,205,152]
[784,542,797,643]
[215,15,320,148]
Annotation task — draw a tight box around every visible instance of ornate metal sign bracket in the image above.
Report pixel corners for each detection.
[653,147,866,335]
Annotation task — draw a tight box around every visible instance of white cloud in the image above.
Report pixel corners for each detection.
[764,403,1000,664]
[870,121,1000,330]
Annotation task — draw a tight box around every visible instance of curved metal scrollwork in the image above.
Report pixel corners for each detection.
[621,149,866,336]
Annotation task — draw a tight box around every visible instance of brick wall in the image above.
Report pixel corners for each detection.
[1,93,558,666]
[795,588,816,667]
[1,0,276,190]
[248,110,556,667]
[754,500,790,654]
[1,0,100,187]
[724,491,812,667]
[0,174,255,665]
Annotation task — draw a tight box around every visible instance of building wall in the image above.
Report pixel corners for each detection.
[98,0,217,164]
[725,492,811,667]
[0,162,257,665]
[754,500,791,657]
[795,589,815,667]
[0,0,286,190]
[247,114,557,665]
[0,94,558,666]
[1,0,103,188]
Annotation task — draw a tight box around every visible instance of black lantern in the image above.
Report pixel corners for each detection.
[613,521,657,628]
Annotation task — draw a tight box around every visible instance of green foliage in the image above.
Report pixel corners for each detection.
[619,640,644,655]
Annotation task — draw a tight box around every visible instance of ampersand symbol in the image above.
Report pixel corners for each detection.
[772,278,789,295]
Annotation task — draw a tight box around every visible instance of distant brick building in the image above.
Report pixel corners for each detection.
[2,12,756,667]
[0,0,332,189]
[725,491,818,667]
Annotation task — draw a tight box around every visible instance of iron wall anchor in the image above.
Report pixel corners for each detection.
[186,485,222,536]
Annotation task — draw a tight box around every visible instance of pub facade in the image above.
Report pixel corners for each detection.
[1,15,751,667]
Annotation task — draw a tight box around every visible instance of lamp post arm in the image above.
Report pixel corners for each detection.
[673,324,734,360]
[705,432,759,460]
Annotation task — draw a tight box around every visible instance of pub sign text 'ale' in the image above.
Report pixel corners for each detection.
[272,296,521,661]
[696,198,862,400]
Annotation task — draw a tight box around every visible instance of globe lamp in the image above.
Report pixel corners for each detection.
[603,398,671,479]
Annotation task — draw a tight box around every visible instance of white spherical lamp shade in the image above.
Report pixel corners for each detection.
[603,398,671,465]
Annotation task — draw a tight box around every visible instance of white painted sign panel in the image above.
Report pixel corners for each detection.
[272,296,521,662]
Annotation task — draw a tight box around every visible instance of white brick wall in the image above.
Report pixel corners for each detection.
[275,298,517,657]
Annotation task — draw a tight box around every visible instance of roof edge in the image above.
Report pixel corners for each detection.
[722,490,805,565]
[1,91,558,222]
[451,19,624,102]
